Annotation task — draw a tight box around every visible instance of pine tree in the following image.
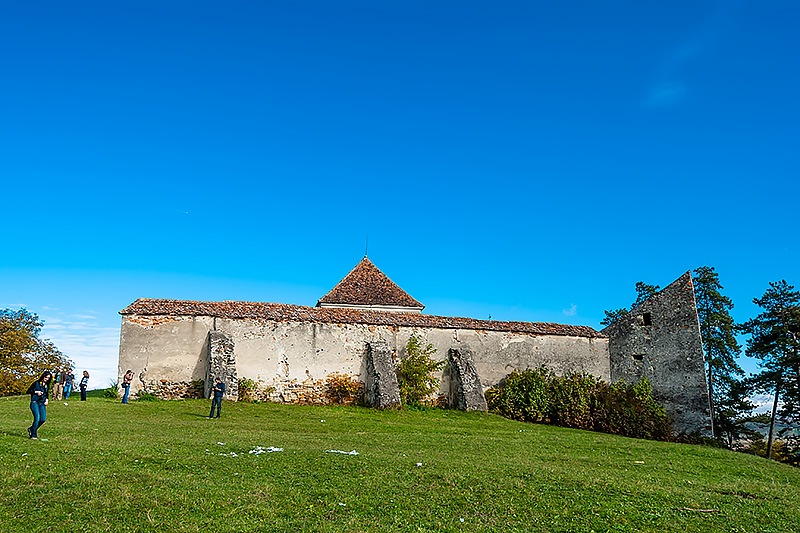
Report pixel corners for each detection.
[693,266,742,436]
[601,282,660,327]
[739,280,800,459]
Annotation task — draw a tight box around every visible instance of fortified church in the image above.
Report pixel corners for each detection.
[118,258,712,434]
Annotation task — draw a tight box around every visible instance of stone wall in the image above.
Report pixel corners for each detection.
[603,272,712,435]
[118,314,609,404]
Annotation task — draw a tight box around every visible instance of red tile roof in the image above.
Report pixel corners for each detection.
[316,257,424,309]
[120,298,605,338]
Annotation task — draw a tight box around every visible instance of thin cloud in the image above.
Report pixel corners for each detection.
[643,2,741,107]
[645,82,687,107]
[562,303,578,317]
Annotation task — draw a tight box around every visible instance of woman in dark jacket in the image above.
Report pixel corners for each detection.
[27,371,52,439]
[79,371,90,401]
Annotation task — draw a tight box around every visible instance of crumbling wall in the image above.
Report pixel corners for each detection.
[447,346,488,411]
[119,312,609,403]
[363,341,401,408]
[118,315,213,397]
[603,272,712,435]
[206,332,238,400]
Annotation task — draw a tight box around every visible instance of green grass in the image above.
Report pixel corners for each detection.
[2,396,799,533]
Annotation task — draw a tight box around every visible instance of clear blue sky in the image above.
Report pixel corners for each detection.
[2,1,798,389]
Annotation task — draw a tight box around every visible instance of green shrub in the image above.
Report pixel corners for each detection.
[134,391,159,402]
[486,367,672,441]
[238,377,257,403]
[396,332,446,408]
[102,380,120,400]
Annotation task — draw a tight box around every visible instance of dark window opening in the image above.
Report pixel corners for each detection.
[633,353,645,361]
[643,312,652,326]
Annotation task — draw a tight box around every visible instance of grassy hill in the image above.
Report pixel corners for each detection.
[1,396,798,533]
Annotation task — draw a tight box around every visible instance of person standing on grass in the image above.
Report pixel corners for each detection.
[27,371,52,439]
[53,368,64,401]
[207,378,225,418]
[63,368,75,400]
[121,370,133,404]
[79,371,90,401]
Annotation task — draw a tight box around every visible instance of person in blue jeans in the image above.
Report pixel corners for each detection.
[63,369,75,400]
[121,370,133,404]
[27,371,52,439]
[207,378,225,418]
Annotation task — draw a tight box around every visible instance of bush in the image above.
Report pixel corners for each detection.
[238,377,257,403]
[396,332,446,408]
[326,373,363,405]
[486,367,672,441]
[102,380,119,400]
[134,391,159,402]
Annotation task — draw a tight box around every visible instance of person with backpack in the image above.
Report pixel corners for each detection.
[27,371,52,439]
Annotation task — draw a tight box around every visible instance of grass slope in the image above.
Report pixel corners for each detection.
[1,396,799,533]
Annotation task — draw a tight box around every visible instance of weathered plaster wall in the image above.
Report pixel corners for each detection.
[118,315,213,398]
[603,272,712,435]
[118,314,609,403]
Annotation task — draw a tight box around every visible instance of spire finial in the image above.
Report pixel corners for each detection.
[365,235,368,257]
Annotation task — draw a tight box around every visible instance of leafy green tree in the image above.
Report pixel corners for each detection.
[601,282,660,327]
[396,332,445,407]
[739,280,800,459]
[0,308,73,396]
[692,266,743,434]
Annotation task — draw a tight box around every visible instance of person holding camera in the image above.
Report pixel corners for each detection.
[207,378,225,419]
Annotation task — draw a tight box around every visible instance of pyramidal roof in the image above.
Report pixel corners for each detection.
[316,257,424,312]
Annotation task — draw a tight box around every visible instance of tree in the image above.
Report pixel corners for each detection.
[739,280,800,459]
[0,308,72,397]
[692,266,743,436]
[601,282,660,327]
[396,332,446,407]
[713,376,757,449]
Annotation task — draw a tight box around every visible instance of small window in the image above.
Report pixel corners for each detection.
[643,312,652,326]
[633,353,645,361]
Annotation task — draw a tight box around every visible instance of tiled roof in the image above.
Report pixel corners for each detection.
[317,257,424,309]
[120,298,605,338]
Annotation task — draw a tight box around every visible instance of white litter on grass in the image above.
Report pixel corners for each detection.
[64,402,68,405]
[338,502,346,506]
[218,452,238,457]
[249,446,283,455]
[460,518,465,523]
[217,442,226,446]
[416,463,422,467]
[21,453,27,457]
[320,420,325,423]
[93,429,98,431]
[325,449,359,456]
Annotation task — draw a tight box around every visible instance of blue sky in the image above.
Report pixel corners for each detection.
[1,1,798,390]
